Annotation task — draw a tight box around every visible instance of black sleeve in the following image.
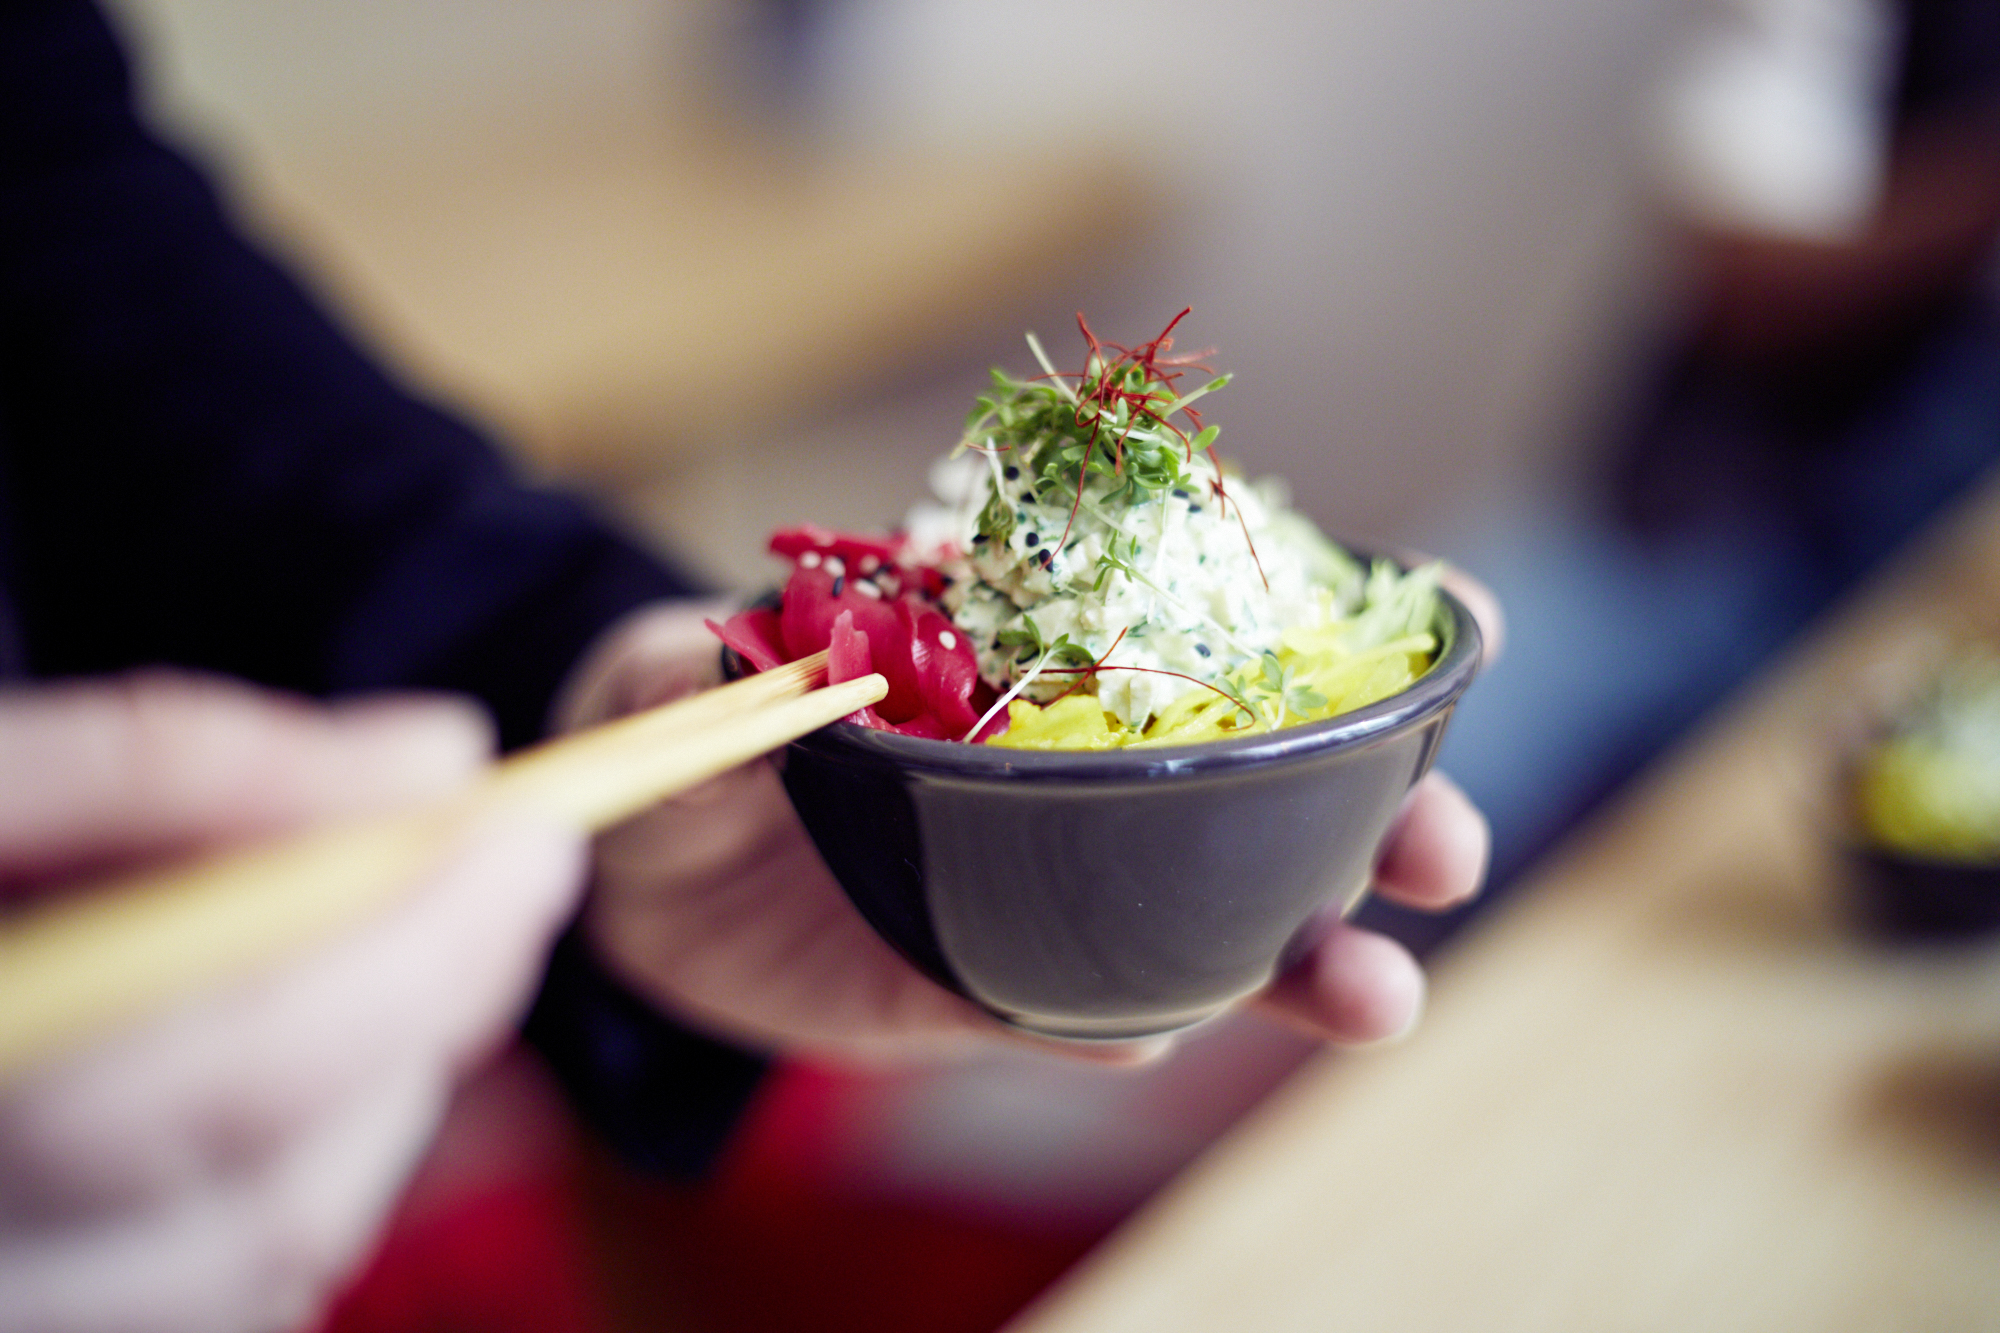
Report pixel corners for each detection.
[525,930,771,1178]
[0,0,691,749]
[0,0,765,1175]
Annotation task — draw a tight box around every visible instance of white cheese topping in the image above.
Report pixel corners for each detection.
[908,450,1364,728]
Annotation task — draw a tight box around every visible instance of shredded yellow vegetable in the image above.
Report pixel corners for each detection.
[985,629,1437,751]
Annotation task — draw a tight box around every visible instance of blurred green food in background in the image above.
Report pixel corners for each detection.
[1858,651,2000,862]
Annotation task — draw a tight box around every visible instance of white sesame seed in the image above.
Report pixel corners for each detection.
[938,630,957,650]
[825,556,846,578]
[853,580,882,599]
[799,551,821,569]
[860,555,881,574]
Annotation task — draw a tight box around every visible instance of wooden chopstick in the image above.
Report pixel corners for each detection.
[0,653,884,1083]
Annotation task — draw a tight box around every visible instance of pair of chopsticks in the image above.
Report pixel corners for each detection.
[0,653,884,1083]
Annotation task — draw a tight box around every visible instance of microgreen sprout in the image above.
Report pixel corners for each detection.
[1040,662,1259,726]
[1045,626,1130,706]
[961,637,1067,743]
[1249,651,1327,728]
[958,310,1242,556]
[995,615,1094,668]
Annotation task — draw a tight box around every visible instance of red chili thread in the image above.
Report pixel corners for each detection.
[1201,441,1268,592]
[1043,625,1129,706]
[1052,309,1215,553]
[1038,661,1253,721]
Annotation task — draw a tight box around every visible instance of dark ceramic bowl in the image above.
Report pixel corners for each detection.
[1828,725,2000,943]
[758,588,1481,1040]
[1842,846,2000,942]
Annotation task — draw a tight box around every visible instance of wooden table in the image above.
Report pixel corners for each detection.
[1008,477,2000,1332]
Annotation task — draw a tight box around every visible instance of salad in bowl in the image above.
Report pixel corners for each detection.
[711,314,1481,1038]
[1846,647,2000,939]
[711,310,1445,750]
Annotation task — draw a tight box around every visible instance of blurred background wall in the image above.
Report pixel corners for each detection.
[808,0,1682,543]
[106,0,1685,588]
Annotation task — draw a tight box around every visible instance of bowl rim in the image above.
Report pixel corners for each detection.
[782,581,1483,780]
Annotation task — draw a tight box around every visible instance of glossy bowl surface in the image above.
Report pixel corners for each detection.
[1843,845,2000,942]
[769,588,1482,1039]
[1829,735,2000,943]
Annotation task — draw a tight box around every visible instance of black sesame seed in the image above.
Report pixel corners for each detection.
[1188,504,1203,514]
[1037,550,1053,568]
[1004,465,1020,479]
[1195,643,1212,657]
[831,576,846,596]
[1173,488,1190,499]
[1023,532,1040,547]
[972,534,988,545]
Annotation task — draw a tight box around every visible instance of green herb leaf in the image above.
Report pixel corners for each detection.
[1049,635,1096,668]
[977,485,1014,542]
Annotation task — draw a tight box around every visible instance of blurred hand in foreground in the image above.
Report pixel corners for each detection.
[566,587,1497,1064]
[0,675,586,1333]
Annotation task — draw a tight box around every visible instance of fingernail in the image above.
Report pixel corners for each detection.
[1379,973,1427,1045]
[1110,1036,1178,1065]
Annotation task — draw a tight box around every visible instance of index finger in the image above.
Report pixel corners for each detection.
[0,673,491,890]
[1373,771,1489,911]
[1440,564,1504,666]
